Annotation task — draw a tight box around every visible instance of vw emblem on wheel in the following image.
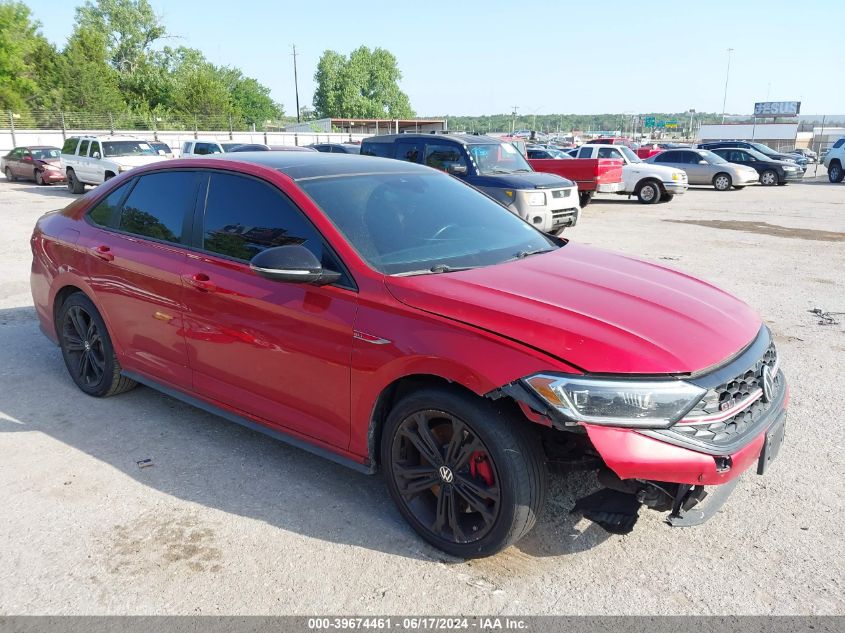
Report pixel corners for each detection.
[761,365,775,403]
[439,465,454,483]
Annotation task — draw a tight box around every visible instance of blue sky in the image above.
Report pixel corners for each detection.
[22,0,845,116]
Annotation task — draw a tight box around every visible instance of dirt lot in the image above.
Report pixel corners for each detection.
[0,172,843,615]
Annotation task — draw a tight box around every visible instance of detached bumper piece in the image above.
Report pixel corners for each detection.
[665,478,740,527]
[571,471,741,534]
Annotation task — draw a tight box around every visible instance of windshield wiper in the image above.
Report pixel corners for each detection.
[429,264,476,273]
[513,168,531,172]
[514,248,555,259]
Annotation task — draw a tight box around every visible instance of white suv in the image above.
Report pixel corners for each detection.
[60,135,169,193]
[823,137,844,183]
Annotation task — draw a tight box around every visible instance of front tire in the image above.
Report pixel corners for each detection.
[57,293,137,397]
[4,167,15,182]
[659,192,674,203]
[66,169,85,194]
[35,170,45,186]
[828,162,843,183]
[381,387,546,558]
[760,170,778,186]
[579,191,594,207]
[636,180,661,204]
[713,173,732,191]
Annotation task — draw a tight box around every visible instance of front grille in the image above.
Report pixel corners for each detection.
[551,189,571,199]
[669,341,780,448]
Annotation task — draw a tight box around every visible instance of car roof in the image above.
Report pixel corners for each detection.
[363,133,501,146]
[205,151,433,180]
[71,135,145,141]
[18,145,59,150]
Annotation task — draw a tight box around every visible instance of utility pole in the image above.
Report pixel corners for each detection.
[721,47,734,123]
[510,106,519,134]
[292,44,301,123]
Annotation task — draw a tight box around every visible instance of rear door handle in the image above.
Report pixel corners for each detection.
[182,272,216,292]
[91,245,114,262]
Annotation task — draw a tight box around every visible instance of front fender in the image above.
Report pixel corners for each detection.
[347,301,579,459]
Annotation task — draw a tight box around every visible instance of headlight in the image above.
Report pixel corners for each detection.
[671,172,681,181]
[524,374,705,428]
[117,165,131,173]
[522,191,546,206]
[44,164,59,171]
[783,166,797,172]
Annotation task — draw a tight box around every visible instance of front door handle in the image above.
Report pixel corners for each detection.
[91,245,114,262]
[182,272,216,292]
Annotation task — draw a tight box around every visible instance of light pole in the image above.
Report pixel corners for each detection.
[688,108,695,141]
[721,47,734,123]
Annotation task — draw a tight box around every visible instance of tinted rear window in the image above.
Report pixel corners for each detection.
[89,182,133,227]
[61,138,79,154]
[117,171,199,243]
[361,141,392,158]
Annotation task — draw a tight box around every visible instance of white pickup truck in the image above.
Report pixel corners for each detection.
[576,144,688,203]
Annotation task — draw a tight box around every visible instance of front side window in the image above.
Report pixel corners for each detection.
[117,171,198,243]
[597,147,623,160]
[833,138,845,149]
[89,142,101,158]
[424,144,468,172]
[299,171,557,276]
[61,138,79,154]
[202,173,328,265]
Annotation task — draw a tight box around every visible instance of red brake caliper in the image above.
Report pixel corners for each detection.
[469,451,494,486]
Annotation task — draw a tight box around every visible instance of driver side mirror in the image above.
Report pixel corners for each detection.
[250,244,341,286]
[92,152,101,159]
[446,163,468,176]
[698,160,708,165]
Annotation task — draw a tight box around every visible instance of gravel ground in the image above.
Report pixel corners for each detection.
[0,171,843,615]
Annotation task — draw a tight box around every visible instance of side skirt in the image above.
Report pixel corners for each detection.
[122,371,376,475]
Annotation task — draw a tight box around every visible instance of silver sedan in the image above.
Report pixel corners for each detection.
[646,148,760,190]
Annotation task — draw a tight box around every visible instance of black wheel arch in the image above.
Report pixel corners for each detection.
[366,374,533,469]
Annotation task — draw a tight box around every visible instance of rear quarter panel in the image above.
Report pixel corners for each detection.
[527,158,623,192]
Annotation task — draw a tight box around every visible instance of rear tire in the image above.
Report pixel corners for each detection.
[57,293,137,398]
[578,191,594,207]
[636,180,661,204]
[381,386,546,558]
[4,167,15,182]
[828,162,843,183]
[713,173,732,191]
[760,170,778,186]
[67,169,85,194]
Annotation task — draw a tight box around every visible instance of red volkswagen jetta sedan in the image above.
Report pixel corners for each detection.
[30,153,788,557]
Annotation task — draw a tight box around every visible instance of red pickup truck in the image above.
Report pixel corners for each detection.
[527,156,624,206]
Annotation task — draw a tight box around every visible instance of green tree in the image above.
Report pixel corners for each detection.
[313,46,414,119]
[219,68,284,125]
[0,1,60,111]
[61,26,125,113]
[75,0,166,74]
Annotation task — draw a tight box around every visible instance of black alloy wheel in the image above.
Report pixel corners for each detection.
[61,304,107,389]
[390,409,501,545]
[382,387,546,558]
[57,293,136,397]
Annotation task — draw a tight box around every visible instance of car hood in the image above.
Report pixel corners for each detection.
[108,155,170,167]
[470,171,575,189]
[384,243,761,375]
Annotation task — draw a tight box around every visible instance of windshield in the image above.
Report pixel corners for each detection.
[299,172,558,275]
[32,148,60,160]
[618,146,641,163]
[467,143,532,174]
[750,142,778,156]
[699,150,728,164]
[102,141,156,157]
[743,148,771,161]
